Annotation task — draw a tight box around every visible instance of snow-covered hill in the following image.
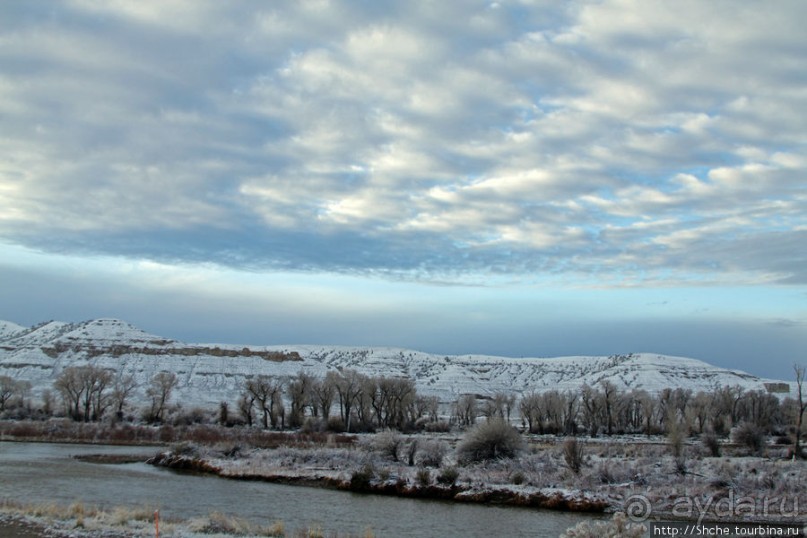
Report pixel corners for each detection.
[0,320,25,341]
[0,318,793,408]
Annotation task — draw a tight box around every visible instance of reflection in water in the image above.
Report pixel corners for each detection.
[0,442,593,537]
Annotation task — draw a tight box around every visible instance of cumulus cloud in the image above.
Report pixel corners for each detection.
[0,0,805,284]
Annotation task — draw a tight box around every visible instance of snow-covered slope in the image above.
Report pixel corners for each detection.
[0,320,25,341]
[0,318,793,408]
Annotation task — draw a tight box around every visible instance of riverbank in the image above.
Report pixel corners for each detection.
[145,438,807,526]
[147,449,607,513]
[0,419,356,448]
[0,500,373,537]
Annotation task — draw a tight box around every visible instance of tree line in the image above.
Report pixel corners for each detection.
[1,365,805,448]
[237,370,439,432]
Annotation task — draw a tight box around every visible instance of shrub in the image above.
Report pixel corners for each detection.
[563,437,585,474]
[456,419,524,464]
[406,439,419,466]
[667,419,687,459]
[417,440,448,468]
[372,430,403,462]
[423,420,451,433]
[674,456,687,476]
[301,417,327,433]
[349,464,375,491]
[436,466,459,486]
[733,422,766,455]
[326,416,345,432]
[416,468,431,486]
[597,462,616,484]
[775,435,791,446]
[171,441,198,457]
[702,431,721,457]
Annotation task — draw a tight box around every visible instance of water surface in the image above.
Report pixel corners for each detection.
[0,441,593,536]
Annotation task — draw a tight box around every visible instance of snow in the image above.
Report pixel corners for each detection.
[0,320,25,340]
[0,318,794,408]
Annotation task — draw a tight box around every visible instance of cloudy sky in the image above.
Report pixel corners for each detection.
[1,1,805,379]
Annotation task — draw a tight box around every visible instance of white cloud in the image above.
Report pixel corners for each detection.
[0,0,805,284]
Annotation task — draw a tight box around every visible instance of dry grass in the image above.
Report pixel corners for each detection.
[0,499,375,537]
[188,511,286,536]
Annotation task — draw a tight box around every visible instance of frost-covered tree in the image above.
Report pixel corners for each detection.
[454,394,477,427]
[245,375,284,429]
[311,376,335,420]
[0,375,19,411]
[328,369,366,432]
[111,372,137,421]
[519,391,541,432]
[54,367,84,420]
[794,364,806,459]
[238,393,255,427]
[288,372,314,428]
[54,365,112,422]
[146,371,177,423]
[601,380,619,435]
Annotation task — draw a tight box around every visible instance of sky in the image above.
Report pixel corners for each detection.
[0,1,805,380]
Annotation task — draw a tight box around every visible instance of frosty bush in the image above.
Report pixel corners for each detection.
[732,422,766,455]
[372,429,403,462]
[456,419,524,464]
[417,439,448,468]
[350,464,375,491]
[416,467,431,486]
[563,437,585,474]
[436,466,460,485]
[701,430,721,457]
[561,512,646,538]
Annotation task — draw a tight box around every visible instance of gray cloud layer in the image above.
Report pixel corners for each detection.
[1,0,805,284]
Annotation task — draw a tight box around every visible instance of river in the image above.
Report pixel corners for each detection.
[0,441,594,536]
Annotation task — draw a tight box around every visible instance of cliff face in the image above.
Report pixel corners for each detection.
[0,318,792,408]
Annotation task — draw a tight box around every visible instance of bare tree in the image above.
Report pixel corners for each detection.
[329,369,365,431]
[41,389,54,416]
[636,390,658,435]
[601,381,619,435]
[454,394,477,427]
[580,384,604,436]
[687,391,712,434]
[218,401,229,426]
[311,375,335,420]
[411,394,437,423]
[146,371,178,423]
[111,373,138,421]
[245,375,284,429]
[481,393,510,421]
[0,376,18,411]
[288,372,314,428]
[85,367,113,421]
[794,364,807,459]
[54,367,84,420]
[238,392,255,427]
[53,366,110,421]
[519,391,541,433]
[386,377,416,429]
